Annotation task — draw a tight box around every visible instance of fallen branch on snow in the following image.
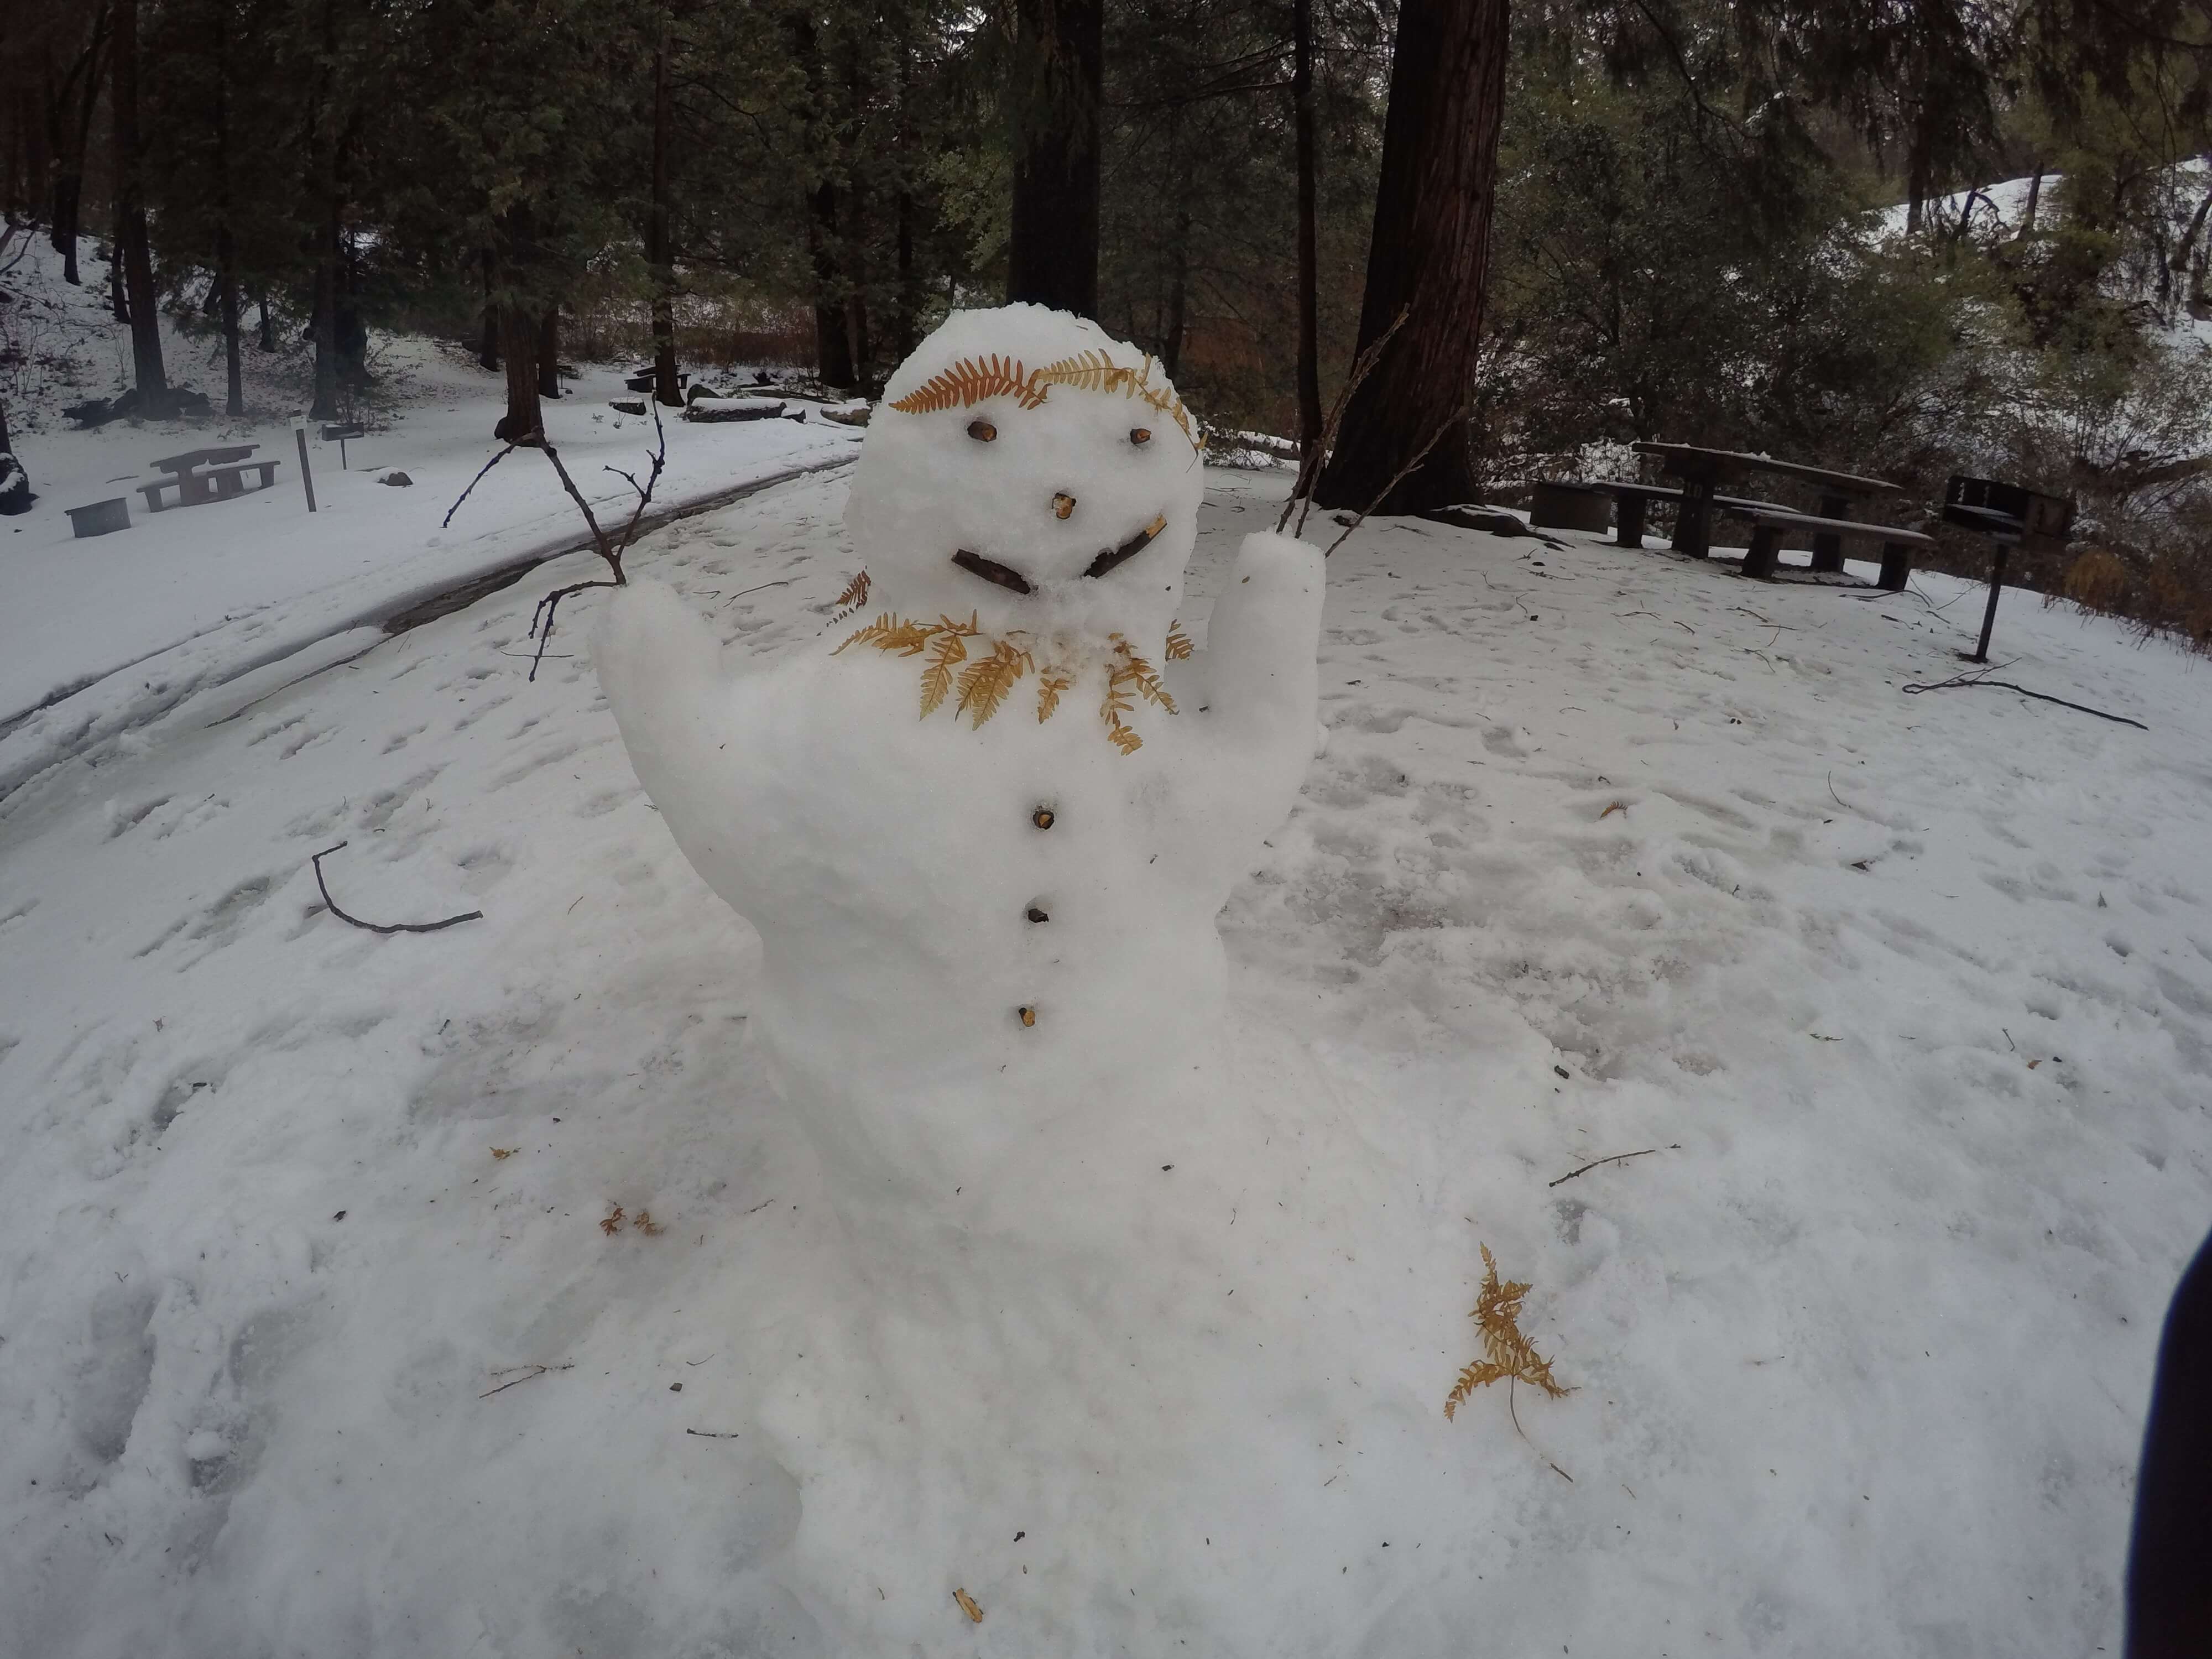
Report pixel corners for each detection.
[1901,670,2148,729]
[311,841,484,935]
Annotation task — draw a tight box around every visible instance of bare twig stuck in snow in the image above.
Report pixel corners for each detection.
[310,842,484,935]
[1277,307,1408,538]
[442,444,517,528]
[523,403,666,681]
[1323,399,1471,557]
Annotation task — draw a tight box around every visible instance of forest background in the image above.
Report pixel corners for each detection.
[2,0,2210,641]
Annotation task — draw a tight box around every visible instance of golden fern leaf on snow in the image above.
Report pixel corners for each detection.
[1443,1245,1571,1421]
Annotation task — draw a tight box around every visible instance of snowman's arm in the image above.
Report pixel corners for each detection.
[594,580,761,900]
[1201,530,1325,754]
[1167,531,1324,895]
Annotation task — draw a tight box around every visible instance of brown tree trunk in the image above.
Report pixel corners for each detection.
[1161,207,1189,380]
[808,179,855,388]
[648,18,682,405]
[891,30,920,364]
[477,249,499,369]
[537,304,562,398]
[496,302,541,442]
[1005,0,1101,319]
[218,229,243,416]
[48,6,106,285]
[1291,0,1323,449]
[1312,0,1507,514]
[110,0,171,416]
[309,237,341,420]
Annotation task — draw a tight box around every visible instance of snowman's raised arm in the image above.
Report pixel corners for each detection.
[594,580,760,903]
[1168,530,1325,896]
[1201,530,1325,751]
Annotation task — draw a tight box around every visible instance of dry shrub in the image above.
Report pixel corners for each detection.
[2058,547,2129,613]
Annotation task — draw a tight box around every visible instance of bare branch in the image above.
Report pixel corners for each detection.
[1279,307,1409,537]
[444,443,517,529]
[311,842,484,935]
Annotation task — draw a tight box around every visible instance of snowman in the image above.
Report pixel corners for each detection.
[595,303,1325,1219]
[593,311,1485,1655]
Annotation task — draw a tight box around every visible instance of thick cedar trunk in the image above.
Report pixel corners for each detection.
[537,305,562,398]
[310,234,341,420]
[1312,0,1507,514]
[111,0,171,415]
[1005,0,1101,318]
[891,33,919,363]
[217,234,243,415]
[1161,207,1189,379]
[1291,0,1323,448]
[496,302,541,442]
[212,15,243,418]
[478,250,500,368]
[894,186,917,362]
[844,179,871,387]
[808,179,855,388]
[48,8,106,285]
[648,22,682,405]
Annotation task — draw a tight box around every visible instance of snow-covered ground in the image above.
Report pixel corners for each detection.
[0,234,859,797]
[2,450,2206,1654]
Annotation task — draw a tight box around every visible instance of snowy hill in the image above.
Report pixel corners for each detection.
[2,457,2206,1654]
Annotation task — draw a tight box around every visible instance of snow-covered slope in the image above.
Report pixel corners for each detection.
[0,234,860,791]
[1,469,2207,1656]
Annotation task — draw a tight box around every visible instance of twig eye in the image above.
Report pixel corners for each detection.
[1130,427,1151,445]
[967,419,997,442]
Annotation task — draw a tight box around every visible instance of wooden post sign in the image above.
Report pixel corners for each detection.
[293,418,317,513]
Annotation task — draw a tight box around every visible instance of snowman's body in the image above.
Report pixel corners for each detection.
[596,305,1324,1208]
[587,311,1463,1658]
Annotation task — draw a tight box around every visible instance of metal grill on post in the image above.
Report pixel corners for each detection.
[1942,476,2075,663]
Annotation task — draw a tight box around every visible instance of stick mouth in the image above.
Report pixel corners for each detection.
[949,513,1171,596]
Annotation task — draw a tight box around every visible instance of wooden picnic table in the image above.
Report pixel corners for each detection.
[139,444,275,512]
[149,445,257,476]
[1633,442,1905,563]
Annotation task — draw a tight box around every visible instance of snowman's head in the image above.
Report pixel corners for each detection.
[847,305,1203,649]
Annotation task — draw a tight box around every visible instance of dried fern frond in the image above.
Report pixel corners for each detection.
[956,640,1030,728]
[835,613,935,658]
[1443,1245,1570,1421]
[1110,637,1177,714]
[1034,349,1197,448]
[921,630,967,718]
[888,354,1046,414]
[1032,348,1141,397]
[1164,622,1193,661]
[1036,664,1073,722]
[833,614,1171,754]
[831,569,872,619]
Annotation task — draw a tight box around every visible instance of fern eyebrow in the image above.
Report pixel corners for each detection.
[1083,513,1168,580]
[951,550,1034,594]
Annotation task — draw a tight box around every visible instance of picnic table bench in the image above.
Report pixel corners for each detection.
[137,444,279,511]
[1735,507,1934,589]
[1633,442,1906,564]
